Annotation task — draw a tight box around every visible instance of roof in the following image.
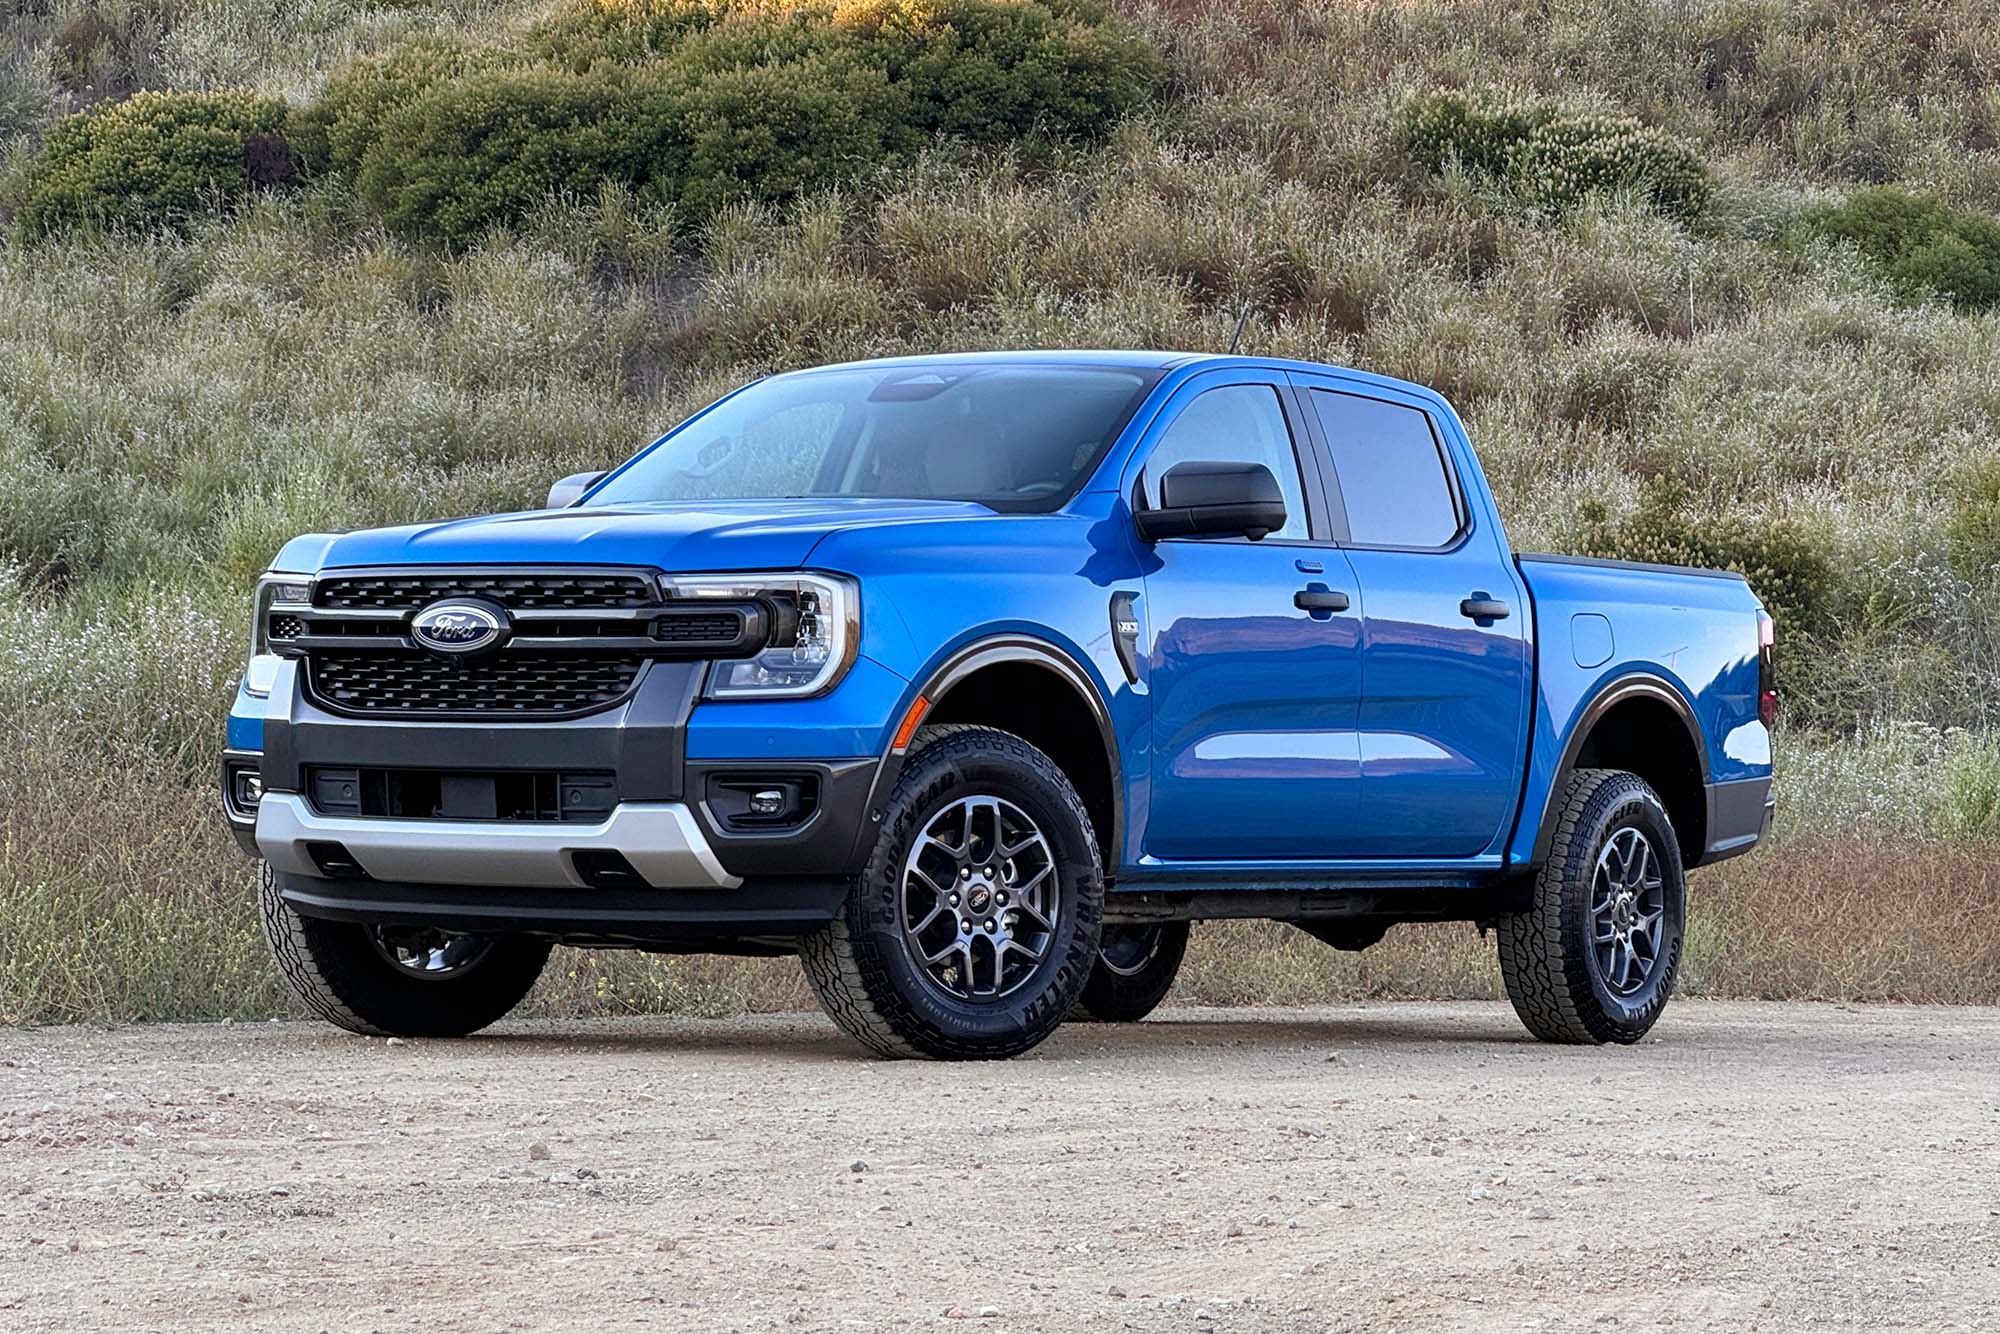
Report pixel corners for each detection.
[779,350,1445,408]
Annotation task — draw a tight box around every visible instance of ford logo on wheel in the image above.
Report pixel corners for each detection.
[410,600,509,656]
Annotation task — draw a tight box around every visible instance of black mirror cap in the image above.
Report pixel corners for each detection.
[1135,461,1288,542]
[546,470,607,509]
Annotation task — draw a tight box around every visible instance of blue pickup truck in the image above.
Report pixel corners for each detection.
[222,351,1774,1059]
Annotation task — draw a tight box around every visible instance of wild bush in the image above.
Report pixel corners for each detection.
[333,0,1160,243]
[353,65,636,249]
[1806,186,2000,313]
[1399,91,1710,224]
[1946,458,2000,583]
[16,87,294,239]
[287,35,515,181]
[1565,476,1839,636]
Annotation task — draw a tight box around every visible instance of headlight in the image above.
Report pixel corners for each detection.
[664,572,858,699]
[244,573,314,697]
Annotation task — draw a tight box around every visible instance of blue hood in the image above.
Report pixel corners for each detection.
[281,498,994,573]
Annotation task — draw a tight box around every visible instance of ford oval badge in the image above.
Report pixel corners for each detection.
[410,600,508,656]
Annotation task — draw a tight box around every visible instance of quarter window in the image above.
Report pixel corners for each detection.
[1310,391,1461,548]
[1142,385,1309,541]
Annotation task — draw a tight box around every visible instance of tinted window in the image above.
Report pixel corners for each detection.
[588,365,1156,511]
[1311,391,1460,548]
[1142,384,1309,541]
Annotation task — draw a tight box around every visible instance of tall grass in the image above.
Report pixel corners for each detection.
[3,0,2000,1021]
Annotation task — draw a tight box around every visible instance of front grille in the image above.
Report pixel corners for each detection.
[269,614,306,641]
[307,651,643,717]
[315,572,655,612]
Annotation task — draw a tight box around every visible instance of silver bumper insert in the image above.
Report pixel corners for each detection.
[254,793,741,889]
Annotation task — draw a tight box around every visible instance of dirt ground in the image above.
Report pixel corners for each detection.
[2,1001,1997,1333]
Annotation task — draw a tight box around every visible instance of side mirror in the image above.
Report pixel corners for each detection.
[546,471,606,509]
[1134,461,1288,542]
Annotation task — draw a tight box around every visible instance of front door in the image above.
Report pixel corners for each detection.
[1136,373,1368,860]
[1291,376,1532,857]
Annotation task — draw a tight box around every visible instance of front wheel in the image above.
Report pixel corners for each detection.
[1073,922,1190,1022]
[800,726,1103,1059]
[258,863,551,1037]
[1496,769,1687,1044]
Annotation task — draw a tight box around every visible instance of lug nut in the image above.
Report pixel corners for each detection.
[983,919,995,932]
[960,919,973,933]
[960,867,971,879]
[948,893,959,906]
[996,891,1008,905]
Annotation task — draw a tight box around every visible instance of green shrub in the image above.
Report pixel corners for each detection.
[1807,186,2000,313]
[662,50,909,216]
[323,0,1158,245]
[1565,476,1839,635]
[355,66,635,250]
[1940,738,2000,840]
[16,89,295,241]
[1399,91,1710,224]
[1946,458,2000,583]
[288,35,517,180]
[847,0,1160,143]
[526,0,745,66]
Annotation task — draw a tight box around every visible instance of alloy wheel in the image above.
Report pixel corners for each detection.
[900,795,1059,1002]
[1589,826,1666,997]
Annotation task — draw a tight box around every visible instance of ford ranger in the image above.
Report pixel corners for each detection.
[221,351,1775,1059]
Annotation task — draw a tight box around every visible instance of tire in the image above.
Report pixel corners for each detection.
[1496,768,1687,1045]
[799,725,1104,1059]
[258,862,551,1038]
[1073,921,1190,1022]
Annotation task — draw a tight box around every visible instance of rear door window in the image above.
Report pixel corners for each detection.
[1309,390,1462,549]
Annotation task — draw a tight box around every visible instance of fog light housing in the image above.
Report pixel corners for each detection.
[706,774,819,830]
[224,762,264,819]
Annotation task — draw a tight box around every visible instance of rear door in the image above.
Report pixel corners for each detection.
[1289,375,1532,858]
[1132,371,1368,860]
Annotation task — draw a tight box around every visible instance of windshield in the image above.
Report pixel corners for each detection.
[586,364,1158,511]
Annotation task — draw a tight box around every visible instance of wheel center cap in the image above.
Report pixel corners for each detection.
[967,886,993,914]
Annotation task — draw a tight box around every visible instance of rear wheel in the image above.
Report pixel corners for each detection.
[800,726,1102,1059]
[1073,922,1190,1022]
[258,863,551,1037]
[1496,769,1686,1044]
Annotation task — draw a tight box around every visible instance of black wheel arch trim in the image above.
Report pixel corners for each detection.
[850,636,1124,872]
[1525,673,1710,869]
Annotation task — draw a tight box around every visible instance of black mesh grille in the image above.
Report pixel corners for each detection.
[269,614,306,641]
[315,572,655,612]
[307,651,643,717]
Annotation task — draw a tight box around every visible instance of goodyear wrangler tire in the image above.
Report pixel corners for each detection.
[1496,769,1687,1045]
[800,725,1104,1060]
[1073,921,1190,1023]
[258,862,551,1038]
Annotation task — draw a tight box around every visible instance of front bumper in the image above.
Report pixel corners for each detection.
[226,657,906,930]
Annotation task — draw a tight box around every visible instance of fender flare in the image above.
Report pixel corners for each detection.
[878,635,1124,864]
[1526,672,1709,868]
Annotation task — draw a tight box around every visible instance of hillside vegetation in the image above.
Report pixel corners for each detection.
[4,0,2000,1022]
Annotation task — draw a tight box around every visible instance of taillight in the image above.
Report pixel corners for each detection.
[1757,609,1777,727]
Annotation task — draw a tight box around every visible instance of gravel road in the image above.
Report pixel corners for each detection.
[3,1001,1997,1332]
